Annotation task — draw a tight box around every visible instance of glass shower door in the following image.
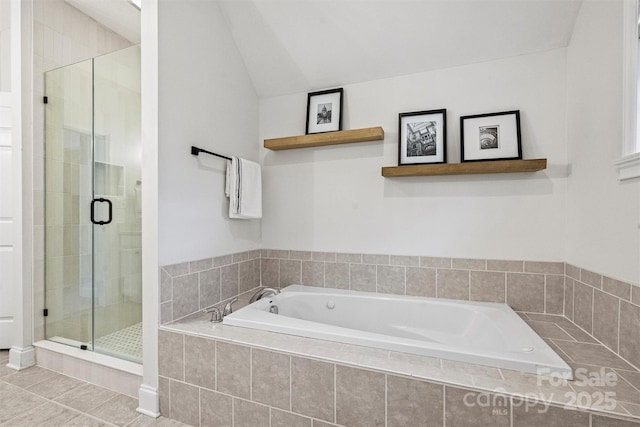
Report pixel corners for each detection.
[44,45,142,363]
[92,45,142,362]
[44,59,94,349]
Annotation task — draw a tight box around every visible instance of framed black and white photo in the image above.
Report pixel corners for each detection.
[305,88,343,134]
[460,110,522,162]
[398,109,447,165]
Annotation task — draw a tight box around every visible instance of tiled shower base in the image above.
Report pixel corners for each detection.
[49,322,142,363]
[159,309,640,426]
[95,322,143,362]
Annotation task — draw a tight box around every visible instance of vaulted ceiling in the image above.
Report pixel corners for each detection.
[67,0,583,98]
[218,0,582,97]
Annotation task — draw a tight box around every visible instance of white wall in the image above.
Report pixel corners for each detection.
[158,0,260,266]
[261,49,568,262]
[566,0,640,284]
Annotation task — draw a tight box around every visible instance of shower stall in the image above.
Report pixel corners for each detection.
[44,45,142,363]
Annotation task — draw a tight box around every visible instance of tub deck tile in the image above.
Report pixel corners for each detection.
[442,359,504,381]
[164,301,640,424]
[525,312,598,343]
[525,320,575,341]
[552,340,636,371]
[622,402,640,417]
[616,370,640,391]
[568,363,640,405]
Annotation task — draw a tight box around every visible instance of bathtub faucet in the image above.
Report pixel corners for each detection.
[249,287,280,304]
[223,297,238,317]
[203,307,222,323]
[203,297,238,322]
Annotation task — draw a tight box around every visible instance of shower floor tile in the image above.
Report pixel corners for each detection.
[95,322,143,361]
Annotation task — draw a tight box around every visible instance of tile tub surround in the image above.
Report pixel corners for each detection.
[260,251,640,372]
[162,250,640,374]
[565,264,640,372]
[160,250,261,324]
[162,251,568,326]
[158,311,640,427]
[260,251,567,313]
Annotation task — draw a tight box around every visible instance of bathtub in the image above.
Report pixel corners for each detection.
[223,285,573,379]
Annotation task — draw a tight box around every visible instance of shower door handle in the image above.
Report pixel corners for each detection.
[91,198,112,225]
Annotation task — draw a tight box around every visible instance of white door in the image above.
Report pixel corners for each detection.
[0,92,13,349]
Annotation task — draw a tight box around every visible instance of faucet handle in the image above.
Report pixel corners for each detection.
[203,307,222,323]
[223,297,238,317]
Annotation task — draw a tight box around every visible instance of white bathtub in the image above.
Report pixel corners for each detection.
[223,285,573,379]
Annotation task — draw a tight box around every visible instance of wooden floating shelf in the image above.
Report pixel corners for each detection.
[381,158,547,177]
[264,126,384,151]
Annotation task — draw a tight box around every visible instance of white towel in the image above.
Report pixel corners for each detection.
[225,156,262,219]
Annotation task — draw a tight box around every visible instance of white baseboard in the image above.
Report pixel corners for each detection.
[7,345,35,370]
[137,384,160,418]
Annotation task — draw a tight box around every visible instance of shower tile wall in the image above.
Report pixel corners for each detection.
[34,0,132,342]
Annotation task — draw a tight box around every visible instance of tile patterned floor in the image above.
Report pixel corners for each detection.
[0,350,186,427]
[95,323,143,362]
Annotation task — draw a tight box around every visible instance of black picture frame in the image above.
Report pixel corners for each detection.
[398,109,447,165]
[460,110,522,162]
[305,88,343,135]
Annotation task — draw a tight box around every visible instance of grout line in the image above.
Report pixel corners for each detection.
[218,266,222,304]
[562,277,566,318]
[167,377,171,419]
[384,374,388,427]
[289,356,292,412]
[213,341,218,394]
[231,394,235,426]
[617,299,622,355]
[590,286,595,335]
[237,262,241,296]
[442,384,446,427]
[511,394,516,427]
[334,363,337,424]
[198,388,202,427]
[321,261,326,288]
[250,348,253,401]
[403,266,407,296]
[198,271,202,310]
[572,277,576,321]
[543,274,547,314]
